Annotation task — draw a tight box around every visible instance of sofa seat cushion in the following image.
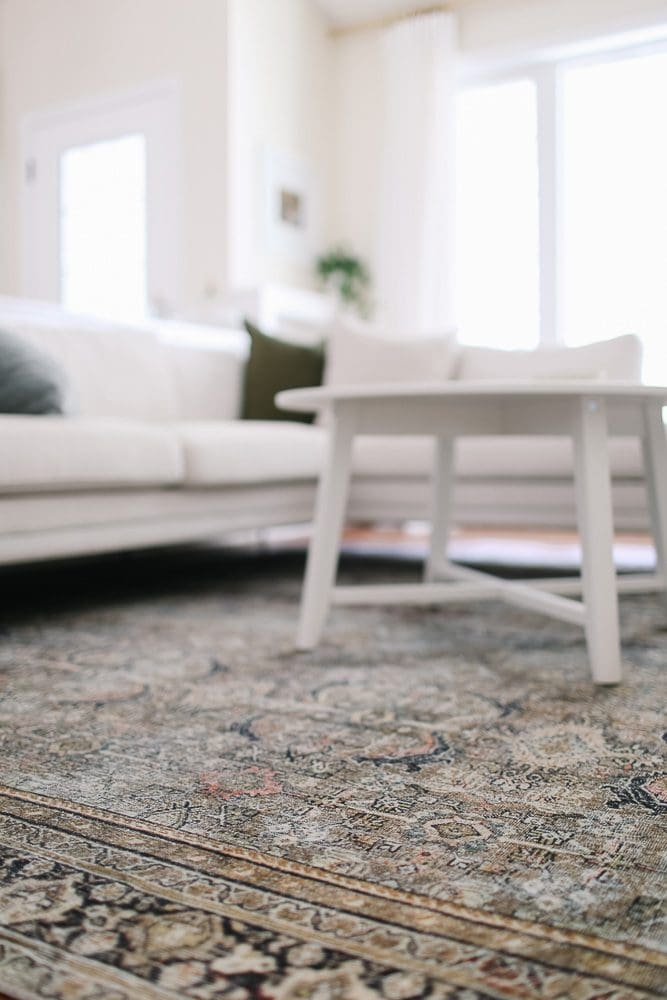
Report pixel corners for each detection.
[0,417,183,491]
[174,421,326,485]
[352,435,643,480]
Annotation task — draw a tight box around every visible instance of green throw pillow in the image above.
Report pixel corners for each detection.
[0,328,70,414]
[242,320,325,423]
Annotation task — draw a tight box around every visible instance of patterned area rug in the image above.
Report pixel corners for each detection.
[1,548,666,999]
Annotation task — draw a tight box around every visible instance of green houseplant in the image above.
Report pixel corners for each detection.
[316,247,371,318]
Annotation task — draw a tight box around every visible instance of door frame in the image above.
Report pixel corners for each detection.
[20,80,183,314]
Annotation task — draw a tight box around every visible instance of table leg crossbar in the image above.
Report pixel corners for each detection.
[332,562,665,631]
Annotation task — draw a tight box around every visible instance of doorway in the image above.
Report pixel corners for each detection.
[21,81,182,321]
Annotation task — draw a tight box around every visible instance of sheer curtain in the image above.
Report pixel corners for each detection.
[375,12,457,334]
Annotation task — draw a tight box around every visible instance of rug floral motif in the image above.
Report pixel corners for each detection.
[0,550,666,999]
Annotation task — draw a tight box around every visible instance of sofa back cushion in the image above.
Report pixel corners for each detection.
[3,320,179,421]
[165,342,246,421]
[457,334,643,382]
[242,321,325,423]
[324,319,459,387]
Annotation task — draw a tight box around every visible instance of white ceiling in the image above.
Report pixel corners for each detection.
[315,0,453,28]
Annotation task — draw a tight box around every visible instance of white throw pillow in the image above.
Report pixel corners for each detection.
[324,319,459,387]
[457,334,642,383]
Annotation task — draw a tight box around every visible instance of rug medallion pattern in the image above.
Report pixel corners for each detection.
[0,552,665,998]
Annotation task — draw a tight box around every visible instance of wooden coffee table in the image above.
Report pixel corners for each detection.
[277,382,667,684]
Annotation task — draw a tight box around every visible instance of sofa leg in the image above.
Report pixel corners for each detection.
[425,436,455,582]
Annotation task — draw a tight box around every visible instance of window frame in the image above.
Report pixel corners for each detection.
[456,34,667,350]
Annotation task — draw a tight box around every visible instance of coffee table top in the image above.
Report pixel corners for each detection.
[277,381,667,414]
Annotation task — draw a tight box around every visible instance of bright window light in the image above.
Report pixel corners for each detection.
[455,79,540,348]
[60,134,148,321]
[562,51,667,384]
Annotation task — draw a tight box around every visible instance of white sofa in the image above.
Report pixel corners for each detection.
[0,297,652,566]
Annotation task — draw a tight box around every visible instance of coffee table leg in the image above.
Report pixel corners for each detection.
[642,400,667,608]
[425,436,455,581]
[573,397,622,684]
[297,406,356,650]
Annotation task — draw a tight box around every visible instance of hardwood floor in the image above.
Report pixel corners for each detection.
[344,524,653,546]
[258,522,655,569]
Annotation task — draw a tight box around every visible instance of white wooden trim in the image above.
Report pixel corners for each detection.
[535,63,561,346]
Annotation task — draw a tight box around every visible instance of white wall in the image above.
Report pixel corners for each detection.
[330,32,384,272]
[227,0,334,293]
[0,0,228,312]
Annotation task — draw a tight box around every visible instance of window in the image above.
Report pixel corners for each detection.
[457,40,667,383]
[561,50,667,384]
[455,79,539,348]
[60,134,148,321]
